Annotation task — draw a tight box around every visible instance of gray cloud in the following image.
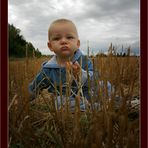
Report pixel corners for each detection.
[8,0,140,55]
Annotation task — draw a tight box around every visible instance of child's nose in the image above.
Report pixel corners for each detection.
[60,37,67,44]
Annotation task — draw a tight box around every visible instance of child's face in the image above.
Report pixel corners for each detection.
[48,22,80,59]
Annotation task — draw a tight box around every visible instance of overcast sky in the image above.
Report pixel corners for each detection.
[8,0,140,55]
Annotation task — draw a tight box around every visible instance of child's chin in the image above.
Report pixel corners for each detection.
[61,51,72,57]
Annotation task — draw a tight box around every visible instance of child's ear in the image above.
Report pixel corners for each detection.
[47,42,53,51]
[77,40,80,47]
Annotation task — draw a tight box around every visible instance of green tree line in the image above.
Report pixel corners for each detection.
[9,24,42,58]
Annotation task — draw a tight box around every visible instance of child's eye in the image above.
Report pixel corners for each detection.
[67,36,74,39]
[52,37,60,41]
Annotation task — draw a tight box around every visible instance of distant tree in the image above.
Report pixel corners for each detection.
[122,53,126,57]
[96,52,107,57]
[116,53,120,57]
[9,24,27,57]
[126,46,131,56]
[9,24,42,58]
[27,42,35,57]
[35,48,42,58]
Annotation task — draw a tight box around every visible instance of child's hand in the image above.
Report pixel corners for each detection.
[72,61,81,79]
[66,61,81,79]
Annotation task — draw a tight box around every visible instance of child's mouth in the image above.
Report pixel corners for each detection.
[60,46,70,51]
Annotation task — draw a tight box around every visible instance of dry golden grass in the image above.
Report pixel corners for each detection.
[9,55,140,148]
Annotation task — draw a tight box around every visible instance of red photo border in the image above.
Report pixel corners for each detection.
[0,0,8,147]
[0,0,147,147]
[140,0,148,147]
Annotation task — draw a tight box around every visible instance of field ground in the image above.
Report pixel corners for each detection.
[9,56,140,148]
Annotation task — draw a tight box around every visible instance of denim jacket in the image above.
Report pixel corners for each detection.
[28,49,94,111]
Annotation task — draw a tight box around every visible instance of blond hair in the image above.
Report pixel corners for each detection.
[48,18,78,40]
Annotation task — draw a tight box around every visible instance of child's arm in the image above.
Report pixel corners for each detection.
[28,68,51,100]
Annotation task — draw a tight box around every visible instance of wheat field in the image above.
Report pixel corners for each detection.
[9,55,140,148]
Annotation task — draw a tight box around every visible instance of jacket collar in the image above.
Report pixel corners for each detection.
[43,49,83,68]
